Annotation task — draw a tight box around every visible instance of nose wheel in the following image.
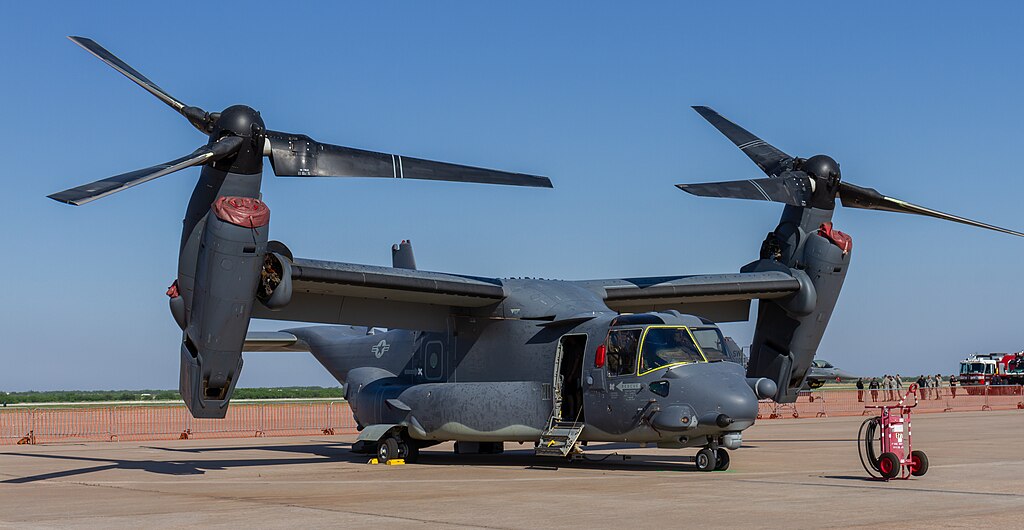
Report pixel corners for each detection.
[695,448,716,471]
[695,447,731,472]
[714,448,731,471]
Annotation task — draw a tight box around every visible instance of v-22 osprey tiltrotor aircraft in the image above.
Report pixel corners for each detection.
[50,37,1024,471]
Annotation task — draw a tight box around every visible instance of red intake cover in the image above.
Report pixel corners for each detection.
[818,222,852,254]
[166,279,179,298]
[212,196,270,228]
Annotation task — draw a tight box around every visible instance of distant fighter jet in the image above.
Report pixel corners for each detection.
[803,359,858,389]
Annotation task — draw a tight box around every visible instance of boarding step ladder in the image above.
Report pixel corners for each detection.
[535,420,585,457]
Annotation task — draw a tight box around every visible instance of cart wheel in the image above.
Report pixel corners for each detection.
[714,448,731,471]
[878,452,900,479]
[695,448,717,472]
[909,450,928,476]
[377,437,399,463]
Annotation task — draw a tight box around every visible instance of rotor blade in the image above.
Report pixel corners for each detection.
[48,136,243,206]
[70,36,185,111]
[839,182,1024,237]
[265,130,552,188]
[692,106,794,177]
[68,36,214,133]
[676,174,812,207]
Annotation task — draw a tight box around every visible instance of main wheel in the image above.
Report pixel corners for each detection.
[377,437,399,463]
[403,442,420,463]
[695,448,717,472]
[714,448,731,471]
[878,452,900,479]
[909,450,928,476]
[396,437,419,463]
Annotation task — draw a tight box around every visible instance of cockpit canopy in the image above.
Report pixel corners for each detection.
[604,325,728,376]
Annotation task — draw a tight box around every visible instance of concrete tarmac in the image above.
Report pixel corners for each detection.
[1,410,1022,529]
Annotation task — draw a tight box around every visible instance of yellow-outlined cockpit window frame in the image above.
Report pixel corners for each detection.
[635,325,709,376]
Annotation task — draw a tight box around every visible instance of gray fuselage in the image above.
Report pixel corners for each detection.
[287,279,764,449]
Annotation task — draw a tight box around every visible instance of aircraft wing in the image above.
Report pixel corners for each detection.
[582,270,802,322]
[251,258,505,331]
[241,331,310,352]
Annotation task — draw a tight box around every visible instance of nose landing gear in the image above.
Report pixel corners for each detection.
[694,445,731,472]
[695,448,716,471]
[714,448,730,470]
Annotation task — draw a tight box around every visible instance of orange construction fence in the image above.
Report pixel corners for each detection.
[3,387,1022,445]
[758,385,1024,419]
[0,401,358,445]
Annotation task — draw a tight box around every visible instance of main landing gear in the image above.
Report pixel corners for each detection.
[377,433,419,464]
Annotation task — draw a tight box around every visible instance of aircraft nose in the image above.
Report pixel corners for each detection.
[664,362,759,429]
[707,378,758,428]
[835,369,858,381]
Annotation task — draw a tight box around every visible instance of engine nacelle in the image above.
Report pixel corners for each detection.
[746,207,851,403]
[257,251,293,310]
[180,197,269,418]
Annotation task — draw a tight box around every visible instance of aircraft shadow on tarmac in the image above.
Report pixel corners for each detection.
[158,440,711,472]
[1,442,357,484]
[2,441,706,483]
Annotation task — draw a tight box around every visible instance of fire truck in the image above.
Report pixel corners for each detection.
[959,353,1003,394]
[958,352,1024,393]
[1002,352,1024,385]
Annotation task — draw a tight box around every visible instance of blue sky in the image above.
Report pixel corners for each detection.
[3,2,1023,391]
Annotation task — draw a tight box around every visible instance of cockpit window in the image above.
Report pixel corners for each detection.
[639,327,705,374]
[690,327,728,362]
[606,329,641,377]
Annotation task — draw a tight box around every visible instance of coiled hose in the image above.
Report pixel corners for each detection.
[858,416,882,478]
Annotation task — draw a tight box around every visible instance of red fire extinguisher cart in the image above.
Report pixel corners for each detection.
[858,383,929,480]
